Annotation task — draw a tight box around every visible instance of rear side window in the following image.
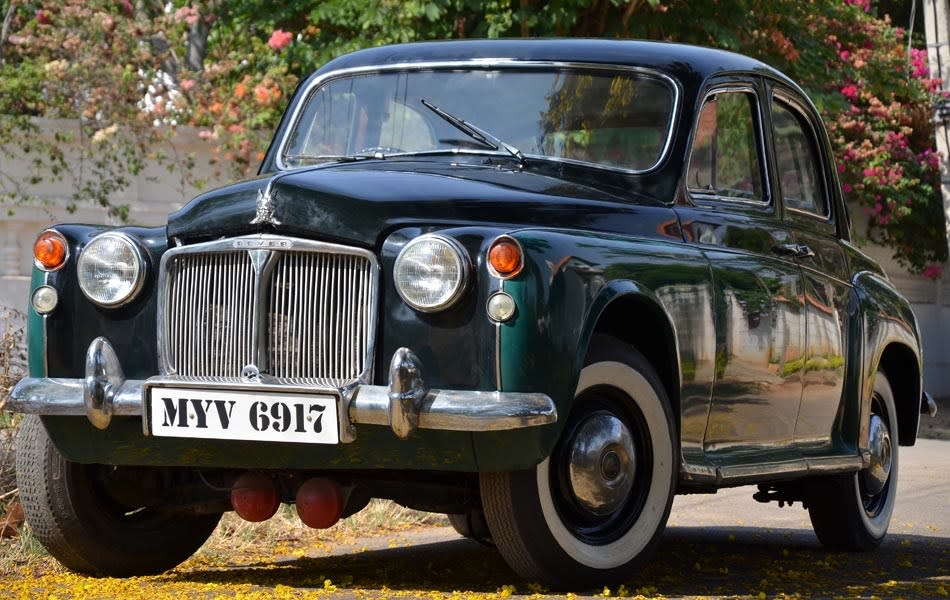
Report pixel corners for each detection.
[772,100,827,217]
[687,91,764,202]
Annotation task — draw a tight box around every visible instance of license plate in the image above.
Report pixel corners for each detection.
[146,386,340,444]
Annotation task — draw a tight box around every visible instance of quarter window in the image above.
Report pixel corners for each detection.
[687,91,764,202]
[772,100,827,216]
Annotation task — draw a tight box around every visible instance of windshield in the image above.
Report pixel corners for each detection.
[280,66,677,172]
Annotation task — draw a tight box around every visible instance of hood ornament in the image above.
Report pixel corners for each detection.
[250,187,281,226]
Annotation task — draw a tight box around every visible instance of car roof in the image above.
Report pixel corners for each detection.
[314,39,790,86]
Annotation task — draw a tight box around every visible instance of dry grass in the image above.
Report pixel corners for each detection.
[196,499,449,563]
[0,310,26,572]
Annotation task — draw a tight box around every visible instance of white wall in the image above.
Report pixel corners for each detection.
[857,241,950,397]
[0,119,230,315]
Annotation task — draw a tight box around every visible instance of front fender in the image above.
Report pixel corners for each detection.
[473,228,708,468]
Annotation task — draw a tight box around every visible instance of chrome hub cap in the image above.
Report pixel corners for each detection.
[862,413,892,497]
[567,413,636,516]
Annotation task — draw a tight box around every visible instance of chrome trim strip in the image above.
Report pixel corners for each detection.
[40,270,49,377]
[495,279,504,390]
[274,60,682,175]
[714,455,864,485]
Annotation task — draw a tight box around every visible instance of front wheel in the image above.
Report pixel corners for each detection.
[807,370,899,550]
[480,336,676,588]
[15,415,222,576]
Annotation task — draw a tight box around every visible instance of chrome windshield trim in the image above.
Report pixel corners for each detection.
[274,59,682,176]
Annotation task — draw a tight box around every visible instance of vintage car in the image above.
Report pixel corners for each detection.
[7,39,937,588]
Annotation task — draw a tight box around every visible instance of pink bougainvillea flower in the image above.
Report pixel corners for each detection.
[268,29,293,51]
[840,84,858,100]
[922,264,944,280]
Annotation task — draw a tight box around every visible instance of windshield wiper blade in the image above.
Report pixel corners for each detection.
[421,98,525,166]
[284,153,377,165]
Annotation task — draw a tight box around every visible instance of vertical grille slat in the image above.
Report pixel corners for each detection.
[161,239,375,387]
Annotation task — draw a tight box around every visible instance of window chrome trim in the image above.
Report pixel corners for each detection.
[274,60,682,176]
[685,85,772,208]
[771,89,833,221]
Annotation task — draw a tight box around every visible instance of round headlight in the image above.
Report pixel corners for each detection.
[77,232,147,307]
[394,235,469,312]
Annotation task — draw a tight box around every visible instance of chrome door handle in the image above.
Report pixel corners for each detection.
[773,243,815,259]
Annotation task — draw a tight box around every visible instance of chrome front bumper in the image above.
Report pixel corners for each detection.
[7,337,557,442]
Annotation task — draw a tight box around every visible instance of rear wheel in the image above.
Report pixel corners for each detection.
[480,336,676,588]
[447,509,493,545]
[16,415,221,576]
[807,370,899,550]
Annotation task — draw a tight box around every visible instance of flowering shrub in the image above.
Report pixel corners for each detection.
[0,1,187,220]
[621,0,948,275]
[0,0,945,274]
[817,8,947,275]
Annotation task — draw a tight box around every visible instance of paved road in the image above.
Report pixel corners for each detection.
[208,438,946,599]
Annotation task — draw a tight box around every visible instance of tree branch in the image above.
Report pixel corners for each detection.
[0,1,18,63]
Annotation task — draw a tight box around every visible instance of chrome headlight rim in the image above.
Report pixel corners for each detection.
[77,231,148,308]
[393,234,471,313]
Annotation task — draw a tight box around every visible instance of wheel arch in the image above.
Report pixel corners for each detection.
[874,342,922,447]
[580,281,682,425]
[851,270,924,448]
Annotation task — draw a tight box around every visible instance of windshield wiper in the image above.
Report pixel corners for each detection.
[283,153,379,166]
[421,98,525,167]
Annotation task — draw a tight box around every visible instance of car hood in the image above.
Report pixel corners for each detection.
[167,160,673,248]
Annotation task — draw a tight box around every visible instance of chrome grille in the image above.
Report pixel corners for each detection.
[159,236,378,387]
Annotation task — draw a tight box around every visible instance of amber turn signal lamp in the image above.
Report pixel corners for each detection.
[34,230,68,271]
[488,236,523,278]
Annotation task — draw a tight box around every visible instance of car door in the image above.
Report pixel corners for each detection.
[767,86,851,454]
[675,80,806,462]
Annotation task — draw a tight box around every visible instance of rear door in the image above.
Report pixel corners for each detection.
[767,86,851,454]
[675,79,806,462]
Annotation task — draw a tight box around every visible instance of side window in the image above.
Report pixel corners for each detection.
[687,91,764,202]
[772,100,827,217]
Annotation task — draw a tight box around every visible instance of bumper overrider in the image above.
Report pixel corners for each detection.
[8,337,557,443]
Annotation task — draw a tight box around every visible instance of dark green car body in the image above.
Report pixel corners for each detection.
[9,39,932,586]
